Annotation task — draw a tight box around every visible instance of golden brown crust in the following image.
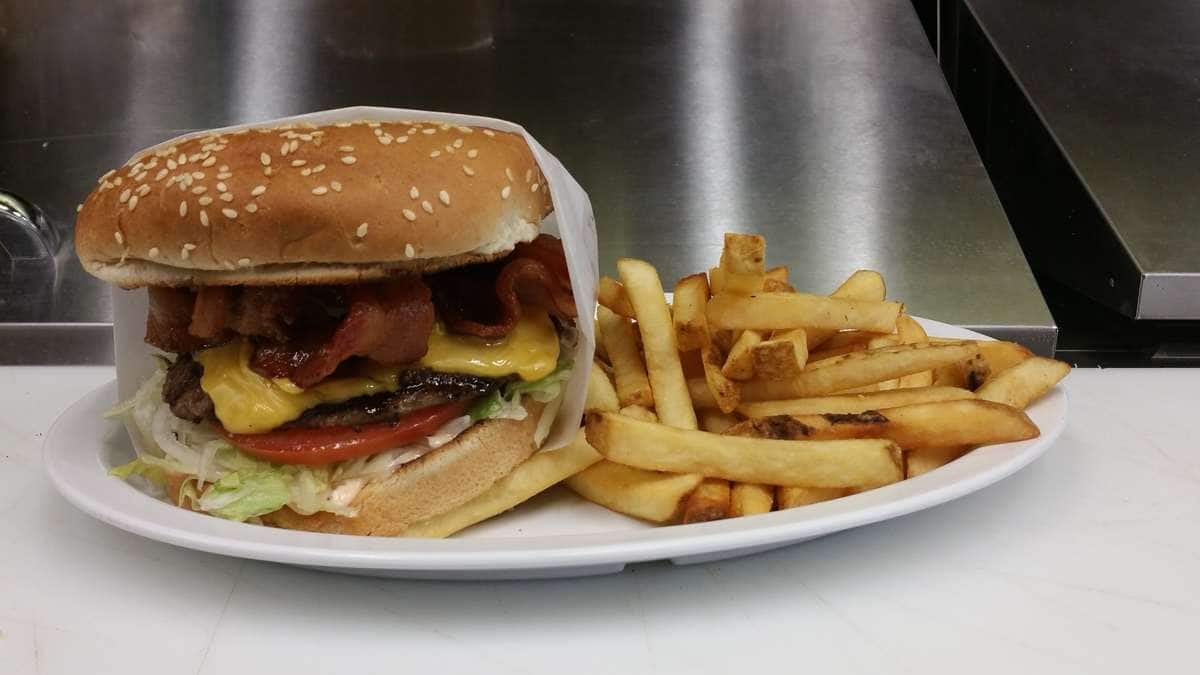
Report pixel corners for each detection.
[261,402,545,536]
[76,120,553,286]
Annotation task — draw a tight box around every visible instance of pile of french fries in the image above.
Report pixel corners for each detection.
[572,233,1070,523]
[404,233,1070,536]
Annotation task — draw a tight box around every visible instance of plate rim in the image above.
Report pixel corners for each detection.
[43,318,1068,573]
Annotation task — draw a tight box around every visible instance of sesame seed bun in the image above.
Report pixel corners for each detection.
[75,120,553,287]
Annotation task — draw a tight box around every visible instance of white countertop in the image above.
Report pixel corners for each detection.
[2,366,1197,674]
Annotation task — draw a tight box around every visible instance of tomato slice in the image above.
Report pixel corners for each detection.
[222,400,469,465]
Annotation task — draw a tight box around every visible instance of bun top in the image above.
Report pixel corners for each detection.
[75,120,553,287]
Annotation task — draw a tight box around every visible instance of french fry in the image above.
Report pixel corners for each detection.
[701,343,741,414]
[673,273,711,351]
[618,258,698,429]
[751,328,808,380]
[586,412,903,487]
[718,233,767,294]
[978,340,1035,376]
[867,334,902,350]
[776,486,848,509]
[711,328,736,354]
[975,357,1070,410]
[819,330,887,351]
[737,386,974,418]
[807,270,888,350]
[722,330,762,380]
[741,343,980,401]
[620,404,659,423]
[932,350,990,390]
[765,266,789,283]
[808,342,870,362]
[895,315,932,388]
[708,292,902,333]
[403,431,602,537]
[597,306,655,408]
[598,276,635,317]
[905,446,972,478]
[566,461,703,523]
[699,409,738,434]
[681,478,731,523]
[725,399,1039,448]
[761,278,794,293]
[730,483,774,516]
[586,361,620,412]
[688,377,719,409]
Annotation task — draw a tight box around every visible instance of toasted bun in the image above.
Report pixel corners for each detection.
[76,120,553,287]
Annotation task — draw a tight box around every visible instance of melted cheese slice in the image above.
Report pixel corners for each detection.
[195,309,560,434]
[420,309,559,381]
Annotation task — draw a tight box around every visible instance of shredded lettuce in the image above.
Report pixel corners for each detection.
[108,458,167,487]
[470,359,573,423]
[198,471,291,521]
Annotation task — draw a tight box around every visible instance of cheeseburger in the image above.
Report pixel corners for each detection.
[76,119,580,535]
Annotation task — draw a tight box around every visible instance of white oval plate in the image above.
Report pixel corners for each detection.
[44,319,1066,580]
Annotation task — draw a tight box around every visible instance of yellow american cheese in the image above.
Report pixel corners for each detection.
[195,309,560,434]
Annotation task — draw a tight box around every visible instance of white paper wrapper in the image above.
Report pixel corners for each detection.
[113,106,597,452]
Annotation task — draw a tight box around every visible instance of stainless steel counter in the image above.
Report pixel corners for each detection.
[961,0,1200,320]
[0,0,1054,364]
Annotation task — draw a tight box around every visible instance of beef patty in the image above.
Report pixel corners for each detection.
[162,355,501,429]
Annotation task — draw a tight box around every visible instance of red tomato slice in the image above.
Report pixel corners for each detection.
[222,400,469,465]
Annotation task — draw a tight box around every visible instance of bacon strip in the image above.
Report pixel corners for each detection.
[431,234,576,338]
[189,287,231,339]
[290,277,434,388]
[147,287,215,353]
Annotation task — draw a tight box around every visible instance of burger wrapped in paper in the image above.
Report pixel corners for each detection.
[77,108,597,535]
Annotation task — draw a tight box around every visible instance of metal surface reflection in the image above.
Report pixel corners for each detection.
[0,0,1053,363]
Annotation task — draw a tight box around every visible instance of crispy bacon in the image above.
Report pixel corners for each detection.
[290,277,434,388]
[431,234,576,338]
[146,287,215,353]
[188,287,231,339]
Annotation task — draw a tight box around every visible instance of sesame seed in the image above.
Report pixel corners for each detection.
[183,242,197,251]
[501,186,511,200]
[445,145,456,154]
[405,244,415,257]
[167,159,178,170]
[220,192,234,202]
[339,145,354,152]
[217,172,232,180]
[452,138,463,149]
[200,210,210,227]
[198,196,213,205]
[260,153,271,166]
[335,121,352,128]
[532,183,540,192]
[135,171,148,181]
[312,163,325,173]
[379,135,392,145]
[422,128,436,135]
[397,135,408,143]
[289,140,299,153]
[76,203,83,213]
[429,150,441,158]
[505,167,514,182]
[202,156,216,167]
[312,186,328,195]
[179,201,188,217]
[219,165,229,172]
[525,169,533,183]
[410,186,419,199]
[483,129,495,137]
[439,190,450,205]
[180,247,190,260]
[153,169,168,181]
[330,181,342,192]
[245,203,258,213]
[251,185,266,196]
[301,168,312,176]
[298,134,311,142]
[407,127,418,135]
[367,121,380,128]
[374,128,383,136]
[356,223,369,237]
[291,159,306,167]
[457,126,473,134]
[422,200,433,214]
[264,167,273,176]
[402,209,417,221]
[280,142,289,156]
[113,231,124,245]
[216,182,227,192]
[222,208,238,219]
[119,188,131,203]
[462,165,475,176]
[238,257,252,266]
[467,149,478,159]
[177,154,186,165]
[148,247,159,258]
[99,169,116,183]
[128,194,139,210]
[340,156,357,165]
[440,123,450,131]
[191,171,204,180]
[114,176,123,186]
